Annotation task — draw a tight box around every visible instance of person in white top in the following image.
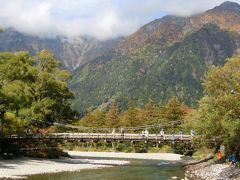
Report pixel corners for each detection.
[112,128,115,134]
[179,130,183,140]
[160,128,165,140]
[190,129,195,136]
[140,130,145,139]
[190,129,195,140]
[144,129,149,139]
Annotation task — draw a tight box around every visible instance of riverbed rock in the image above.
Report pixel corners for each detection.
[185,161,240,180]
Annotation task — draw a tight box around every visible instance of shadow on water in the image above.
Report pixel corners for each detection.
[27,158,185,180]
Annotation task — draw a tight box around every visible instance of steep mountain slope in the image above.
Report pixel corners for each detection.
[69,1,240,113]
[0,29,121,70]
[116,1,240,53]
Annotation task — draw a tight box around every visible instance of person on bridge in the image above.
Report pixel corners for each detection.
[144,129,149,139]
[171,128,175,144]
[160,129,165,140]
[112,128,115,134]
[140,130,145,139]
[179,130,183,140]
[120,128,124,139]
[190,129,195,139]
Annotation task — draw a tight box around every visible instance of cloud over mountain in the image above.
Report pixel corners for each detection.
[0,0,239,40]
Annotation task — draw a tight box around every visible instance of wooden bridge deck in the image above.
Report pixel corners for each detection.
[2,133,193,142]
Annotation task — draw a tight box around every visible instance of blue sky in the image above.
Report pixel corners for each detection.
[0,0,239,40]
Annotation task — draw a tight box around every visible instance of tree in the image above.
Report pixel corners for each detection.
[78,108,106,129]
[197,54,240,157]
[0,50,76,128]
[0,52,35,116]
[142,99,157,125]
[104,100,119,128]
[120,99,141,127]
[165,97,185,122]
[1,80,33,116]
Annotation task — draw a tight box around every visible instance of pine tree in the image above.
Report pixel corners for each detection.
[120,99,140,127]
[165,97,185,122]
[105,100,119,128]
[143,99,155,124]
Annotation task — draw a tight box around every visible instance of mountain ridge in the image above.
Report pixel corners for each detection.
[0,28,122,71]
[69,1,240,112]
[114,1,240,54]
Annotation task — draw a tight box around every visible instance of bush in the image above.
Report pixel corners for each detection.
[173,142,194,156]
[158,145,172,153]
[133,142,148,153]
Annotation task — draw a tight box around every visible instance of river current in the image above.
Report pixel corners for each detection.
[27,158,185,180]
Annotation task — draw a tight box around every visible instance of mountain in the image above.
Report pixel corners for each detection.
[69,1,240,113]
[116,1,240,53]
[0,28,121,70]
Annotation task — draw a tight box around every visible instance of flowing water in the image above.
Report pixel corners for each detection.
[27,158,185,180]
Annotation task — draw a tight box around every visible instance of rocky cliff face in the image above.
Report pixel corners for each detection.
[0,29,121,70]
[69,1,240,112]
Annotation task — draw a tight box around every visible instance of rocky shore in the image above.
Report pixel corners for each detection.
[185,161,240,180]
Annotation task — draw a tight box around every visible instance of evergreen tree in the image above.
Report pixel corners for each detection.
[79,108,106,129]
[120,99,141,127]
[165,97,185,122]
[143,99,155,124]
[105,100,119,128]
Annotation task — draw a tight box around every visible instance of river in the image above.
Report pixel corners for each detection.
[26,158,185,180]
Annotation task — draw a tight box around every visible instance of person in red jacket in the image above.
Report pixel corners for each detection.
[216,150,223,163]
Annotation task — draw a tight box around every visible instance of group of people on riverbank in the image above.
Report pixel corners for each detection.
[216,150,238,167]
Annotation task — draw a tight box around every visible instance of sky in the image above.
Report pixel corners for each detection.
[0,0,240,40]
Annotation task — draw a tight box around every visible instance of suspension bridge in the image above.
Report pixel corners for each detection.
[0,120,216,156]
[0,120,201,143]
[2,133,193,143]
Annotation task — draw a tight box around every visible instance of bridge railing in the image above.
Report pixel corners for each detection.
[3,133,193,142]
[27,133,192,141]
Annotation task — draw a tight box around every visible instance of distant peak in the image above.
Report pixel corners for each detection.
[214,1,240,11]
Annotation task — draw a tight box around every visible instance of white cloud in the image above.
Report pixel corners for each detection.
[0,0,240,40]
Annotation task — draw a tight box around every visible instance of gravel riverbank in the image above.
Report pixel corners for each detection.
[68,151,183,161]
[185,161,240,180]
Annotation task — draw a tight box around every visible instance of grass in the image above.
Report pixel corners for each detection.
[148,145,172,153]
[192,146,215,160]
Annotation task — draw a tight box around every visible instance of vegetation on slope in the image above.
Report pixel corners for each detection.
[70,24,238,113]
